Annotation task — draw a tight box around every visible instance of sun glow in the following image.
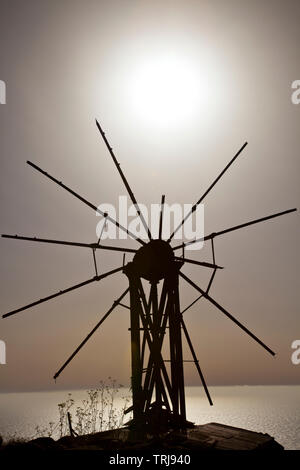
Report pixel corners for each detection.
[128,54,215,128]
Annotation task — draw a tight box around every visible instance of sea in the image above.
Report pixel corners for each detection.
[0,385,299,450]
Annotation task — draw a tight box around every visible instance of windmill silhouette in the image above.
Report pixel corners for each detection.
[2,121,297,431]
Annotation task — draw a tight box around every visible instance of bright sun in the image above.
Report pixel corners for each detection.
[129,55,206,128]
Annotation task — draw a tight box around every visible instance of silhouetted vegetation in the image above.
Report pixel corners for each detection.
[33,378,130,440]
[2,378,130,447]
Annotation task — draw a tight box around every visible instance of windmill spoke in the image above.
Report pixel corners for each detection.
[179,272,275,356]
[27,161,146,246]
[168,142,248,242]
[53,288,129,380]
[206,238,218,294]
[2,266,124,319]
[1,234,137,253]
[181,294,203,315]
[175,256,223,270]
[206,269,217,294]
[181,318,213,405]
[180,276,216,317]
[181,256,216,315]
[172,208,297,251]
[95,120,152,240]
[158,195,165,240]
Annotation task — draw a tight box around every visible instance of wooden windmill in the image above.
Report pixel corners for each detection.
[2,121,297,431]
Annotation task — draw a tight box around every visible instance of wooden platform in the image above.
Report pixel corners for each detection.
[1,422,284,452]
[185,422,283,451]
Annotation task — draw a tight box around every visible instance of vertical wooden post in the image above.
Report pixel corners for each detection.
[173,270,186,423]
[124,265,143,425]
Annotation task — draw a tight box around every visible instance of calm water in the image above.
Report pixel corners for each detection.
[0,385,299,450]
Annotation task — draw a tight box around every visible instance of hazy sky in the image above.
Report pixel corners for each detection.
[0,0,299,393]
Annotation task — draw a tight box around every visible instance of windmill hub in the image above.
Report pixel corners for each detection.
[132,239,175,282]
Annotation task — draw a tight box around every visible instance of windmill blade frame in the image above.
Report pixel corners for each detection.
[53,288,129,380]
[96,120,152,240]
[27,160,146,246]
[2,266,124,319]
[168,141,248,242]
[179,271,275,356]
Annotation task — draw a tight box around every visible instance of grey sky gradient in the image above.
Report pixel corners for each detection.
[0,0,299,392]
